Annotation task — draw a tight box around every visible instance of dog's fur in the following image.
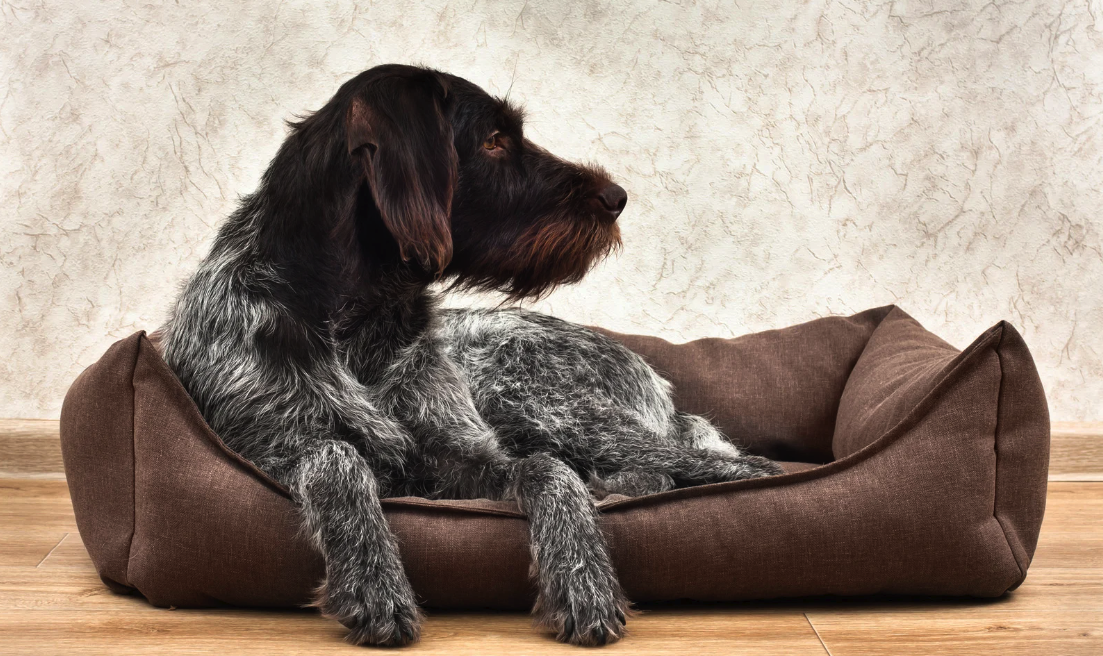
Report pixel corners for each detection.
[162,64,781,647]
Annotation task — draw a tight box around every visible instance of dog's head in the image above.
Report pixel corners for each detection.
[338,64,625,299]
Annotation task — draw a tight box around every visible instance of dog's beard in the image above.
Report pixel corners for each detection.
[448,213,621,301]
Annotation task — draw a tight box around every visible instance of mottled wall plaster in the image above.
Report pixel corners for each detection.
[2,0,1101,420]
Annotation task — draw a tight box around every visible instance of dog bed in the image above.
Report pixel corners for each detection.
[58,305,1049,609]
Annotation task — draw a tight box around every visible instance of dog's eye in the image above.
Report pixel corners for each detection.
[482,133,502,151]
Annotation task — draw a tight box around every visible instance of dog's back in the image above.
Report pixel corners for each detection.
[439,307,677,438]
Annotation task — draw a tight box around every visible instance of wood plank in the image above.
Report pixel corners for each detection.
[806,610,1103,655]
[0,479,78,532]
[0,481,77,569]
[0,608,827,655]
[0,419,63,478]
[1007,568,1103,610]
[758,567,1103,614]
[1051,422,1103,480]
[0,566,139,611]
[4,420,1100,479]
[0,477,70,498]
[38,532,94,569]
[1030,482,1103,569]
[0,531,68,569]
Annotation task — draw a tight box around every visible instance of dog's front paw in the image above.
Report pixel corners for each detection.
[533,563,631,646]
[318,579,423,646]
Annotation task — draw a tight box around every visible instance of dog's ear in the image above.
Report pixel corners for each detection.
[346,71,456,274]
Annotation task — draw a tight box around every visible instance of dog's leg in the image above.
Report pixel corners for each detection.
[628,443,782,485]
[492,398,782,491]
[438,446,631,646]
[665,411,784,481]
[290,440,421,647]
[592,438,780,494]
[598,434,783,489]
[597,418,783,488]
[373,338,629,645]
[441,447,631,645]
[509,452,631,645]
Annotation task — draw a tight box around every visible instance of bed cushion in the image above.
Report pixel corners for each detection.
[58,305,1049,608]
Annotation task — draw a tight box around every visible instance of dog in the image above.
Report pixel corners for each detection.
[162,64,782,647]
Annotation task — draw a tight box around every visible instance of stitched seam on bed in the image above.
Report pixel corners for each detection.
[380,498,526,518]
[827,304,896,460]
[991,323,1028,585]
[124,331,143,588]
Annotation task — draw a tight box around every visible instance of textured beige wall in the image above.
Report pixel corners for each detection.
[2,0,1102,421]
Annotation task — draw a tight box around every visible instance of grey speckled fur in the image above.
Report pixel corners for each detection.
[439,307,782,496]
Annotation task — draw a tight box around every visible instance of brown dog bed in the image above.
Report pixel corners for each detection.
[58,305,1049,609]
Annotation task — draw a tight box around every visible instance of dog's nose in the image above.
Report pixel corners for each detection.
[595,184,628,220]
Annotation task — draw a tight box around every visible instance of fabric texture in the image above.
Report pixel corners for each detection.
[59,305,1050,608]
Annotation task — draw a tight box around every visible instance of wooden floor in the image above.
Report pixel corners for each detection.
[1,421,1101,654]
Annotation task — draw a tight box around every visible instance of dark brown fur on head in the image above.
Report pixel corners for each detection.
[338,64,627,301]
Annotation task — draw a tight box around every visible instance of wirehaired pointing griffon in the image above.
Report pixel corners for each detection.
[163,64,781,647]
